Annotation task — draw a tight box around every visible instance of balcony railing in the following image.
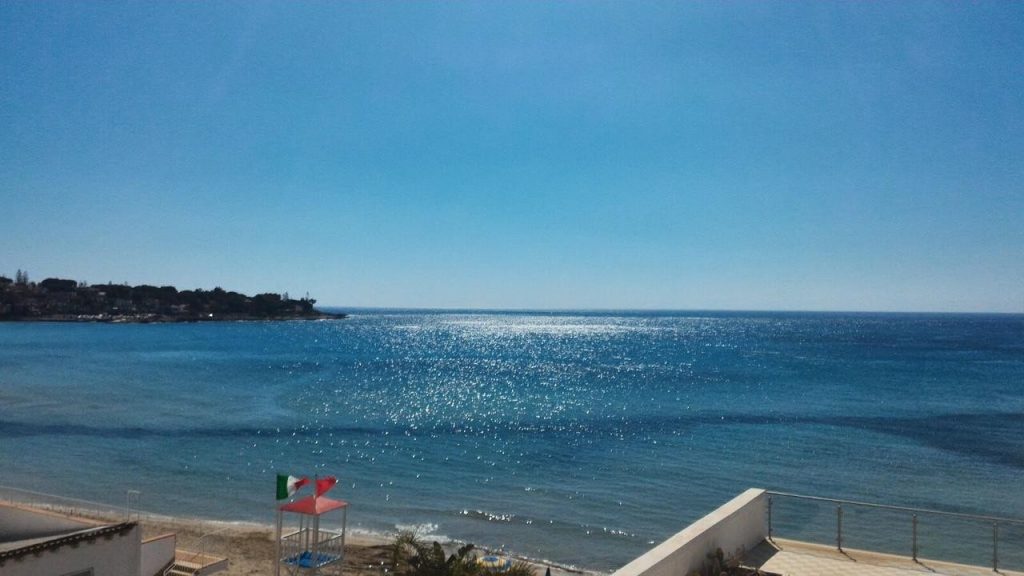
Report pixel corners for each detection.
[766,490,1024,571]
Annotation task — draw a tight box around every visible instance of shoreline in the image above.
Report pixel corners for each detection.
[12,501,602,576]
[144,514,601,576]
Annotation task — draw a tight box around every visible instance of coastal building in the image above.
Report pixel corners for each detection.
[612,489,1024,576]
[0,502,148,576]
[0,501,226,576]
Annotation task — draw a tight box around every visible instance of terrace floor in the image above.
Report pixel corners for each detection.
[746,538,1024,576]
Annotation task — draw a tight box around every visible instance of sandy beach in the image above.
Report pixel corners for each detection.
[139,516,393,576]
[134,514,593,576]
[1,492,600,576]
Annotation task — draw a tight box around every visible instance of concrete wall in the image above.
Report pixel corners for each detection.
[1,524,141,576]
[140,533,176,576]
[611,488,767,576]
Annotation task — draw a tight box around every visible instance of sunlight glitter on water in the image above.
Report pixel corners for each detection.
[1,311,1023,570]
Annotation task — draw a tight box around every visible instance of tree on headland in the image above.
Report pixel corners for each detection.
[98,282,132,299]
[39,278,79,292]
[0,272,344,322]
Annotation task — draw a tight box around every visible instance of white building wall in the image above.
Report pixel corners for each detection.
[611,488,767,576]
[0,524,141,576]
[140,533,176,576]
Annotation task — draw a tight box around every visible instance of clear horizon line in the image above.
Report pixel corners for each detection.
[320,305,1024,316]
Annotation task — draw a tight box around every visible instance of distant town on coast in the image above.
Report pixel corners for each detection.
[0,269,345,322]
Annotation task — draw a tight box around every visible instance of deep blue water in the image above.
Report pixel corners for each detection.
[0,311,1022,570]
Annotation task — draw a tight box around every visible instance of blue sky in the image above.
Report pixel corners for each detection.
[1,2,1021,312]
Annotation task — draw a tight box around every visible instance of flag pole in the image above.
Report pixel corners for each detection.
[312,473,319,562]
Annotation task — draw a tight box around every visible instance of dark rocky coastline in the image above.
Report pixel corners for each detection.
[0,271,346,323]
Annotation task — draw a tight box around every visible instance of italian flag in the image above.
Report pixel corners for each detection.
[276,474,309,500]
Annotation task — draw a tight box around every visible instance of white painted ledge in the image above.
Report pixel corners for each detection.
[612,488,767,576]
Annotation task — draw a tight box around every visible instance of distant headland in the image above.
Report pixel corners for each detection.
[0,270,346,322]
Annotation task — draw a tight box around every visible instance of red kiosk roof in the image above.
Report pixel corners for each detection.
[278,496,348,516]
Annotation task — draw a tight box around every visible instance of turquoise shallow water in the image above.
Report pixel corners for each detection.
[0,311,1022,570]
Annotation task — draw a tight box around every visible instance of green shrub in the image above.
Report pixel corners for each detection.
[391,532,534,576]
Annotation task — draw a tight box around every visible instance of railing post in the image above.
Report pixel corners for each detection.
[837,504,843,551]
[993,522,998,572]
[912,514,918,561]
[768,495,773,541]
[125,489,140,521]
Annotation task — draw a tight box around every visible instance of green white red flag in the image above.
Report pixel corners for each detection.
[276,474,309,500]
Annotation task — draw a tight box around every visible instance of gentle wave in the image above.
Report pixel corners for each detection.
[3,412,1022,468]
[2,311,1023,571]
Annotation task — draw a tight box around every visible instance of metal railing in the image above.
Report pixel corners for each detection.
[766,491,1024,571]
[177,524,231,566]
[0,484,136,521]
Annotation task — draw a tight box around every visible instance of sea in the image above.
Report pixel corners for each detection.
[1,310,1022,571]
